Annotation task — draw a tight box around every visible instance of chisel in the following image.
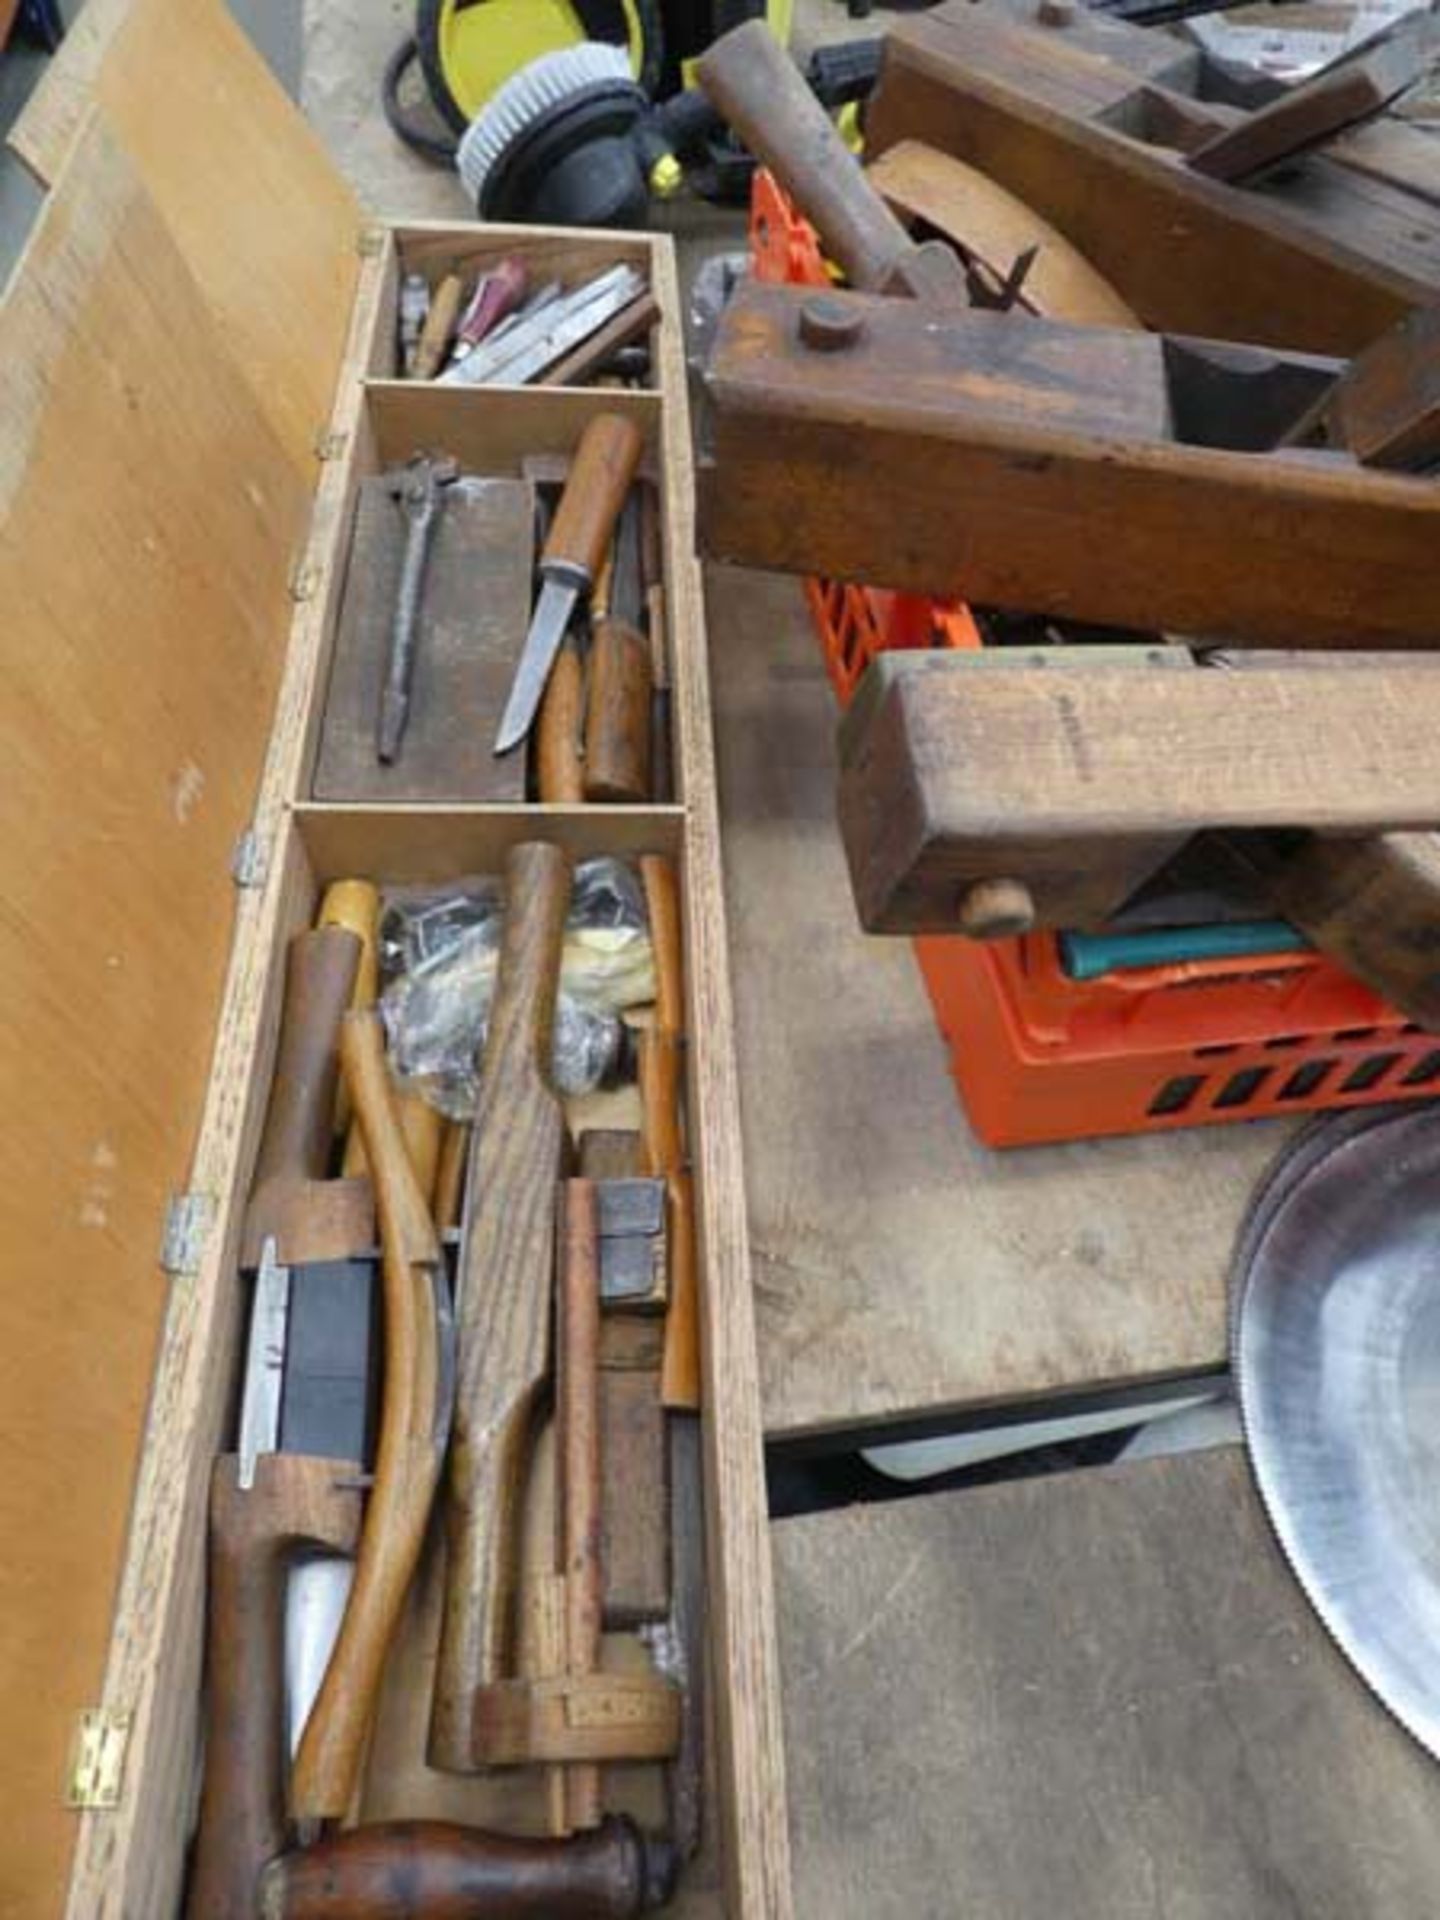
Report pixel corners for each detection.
[494,415,645,756]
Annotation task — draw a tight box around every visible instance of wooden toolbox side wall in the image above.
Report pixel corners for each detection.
[649,235,794,1920]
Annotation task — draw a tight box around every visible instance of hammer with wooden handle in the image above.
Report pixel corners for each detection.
[495,415,644,755]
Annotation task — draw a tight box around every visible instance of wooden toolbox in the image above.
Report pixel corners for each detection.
[0,1,790,1915]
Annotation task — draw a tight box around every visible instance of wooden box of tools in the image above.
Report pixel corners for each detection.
[0,1,789,1916]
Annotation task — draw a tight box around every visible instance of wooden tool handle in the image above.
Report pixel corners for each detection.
[637,1027,683,1176]
[560,1179,604,1831]
[697,21,932,296]
[636,1031,700,1410]
[543,416,645,585]
[414,272,464,380]
[342,1087,445,1193]
[291,1013,445,1821]
[321,878,382,1158]
[483,841,572,1076]
[431,841,573,1771]
[640,855,684,1035]
[257,1817,676,1920]
[584,619,653,804]
[636,860,699,1410]
[187,1454,362,1920]
[317,880,381,1007]
[436,1120,470,1231]
[660,1170,700,1413]
[537,632,586,804]
[245,928,362,1258]
[398,1089,445,1201]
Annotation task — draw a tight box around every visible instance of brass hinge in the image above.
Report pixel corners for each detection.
[315,427,348,462]
[289,557,323,603]
[356,225,385,259]
[65,1709,131,1810]
[230,826,269,890]
[160,1191,215,1277]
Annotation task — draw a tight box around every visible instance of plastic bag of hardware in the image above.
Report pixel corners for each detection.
[379,858,655,1117]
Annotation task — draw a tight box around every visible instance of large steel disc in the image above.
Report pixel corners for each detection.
[1233,1105,1440,1758]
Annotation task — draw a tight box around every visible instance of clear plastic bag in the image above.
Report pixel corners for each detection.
[379,858,654,1119]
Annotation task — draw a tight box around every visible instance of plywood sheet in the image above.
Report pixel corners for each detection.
[706,563,1288,1440]
[0,116,309,1918]
[774,1447,1440,1918]
[9,0,359,482]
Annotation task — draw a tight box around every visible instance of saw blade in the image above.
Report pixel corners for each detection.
[1232,1103,1440,1759]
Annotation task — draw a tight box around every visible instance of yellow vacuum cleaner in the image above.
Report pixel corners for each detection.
[385,0,798,222]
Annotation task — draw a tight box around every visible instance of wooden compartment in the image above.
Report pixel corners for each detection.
[303,379,676,805]
[1,1,790,1915]
[378,228,661,387]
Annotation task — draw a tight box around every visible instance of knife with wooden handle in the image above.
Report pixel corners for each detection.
[430,840,573,1770]
[496,416,644,755]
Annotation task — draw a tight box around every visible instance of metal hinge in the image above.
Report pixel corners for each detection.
[356,225,385,259]
[65,1709,131,1811]
[231,826,269,890]
[160,1191,216,1277]
[315,427,348,462]
[289,557,322,603]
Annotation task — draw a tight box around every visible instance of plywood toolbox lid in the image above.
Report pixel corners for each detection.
[0,4,362,1908]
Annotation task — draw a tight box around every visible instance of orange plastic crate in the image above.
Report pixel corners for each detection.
[747,172,1440,1145]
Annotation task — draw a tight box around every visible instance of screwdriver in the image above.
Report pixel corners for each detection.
[494,412,645,756]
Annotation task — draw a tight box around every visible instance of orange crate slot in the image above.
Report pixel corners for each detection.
[747,173,1440,1146]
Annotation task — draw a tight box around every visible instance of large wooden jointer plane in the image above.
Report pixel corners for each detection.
[866,0,1440,355]
[699,278,1440,652]
[836,649,1440,1026]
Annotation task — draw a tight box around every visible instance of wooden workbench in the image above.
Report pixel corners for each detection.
[294,0,1290,1447]
[773,1445,1440,1917]
[705,563,1291,1442]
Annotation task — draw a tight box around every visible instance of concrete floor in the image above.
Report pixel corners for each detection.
[0,0,302,278]
[0,0,865,278]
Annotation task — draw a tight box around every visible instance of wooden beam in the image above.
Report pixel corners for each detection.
[701,279,1440,651]
[836,654,1440,933]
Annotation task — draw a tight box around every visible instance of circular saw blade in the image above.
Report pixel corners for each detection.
[1233,1104,1440,1758]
